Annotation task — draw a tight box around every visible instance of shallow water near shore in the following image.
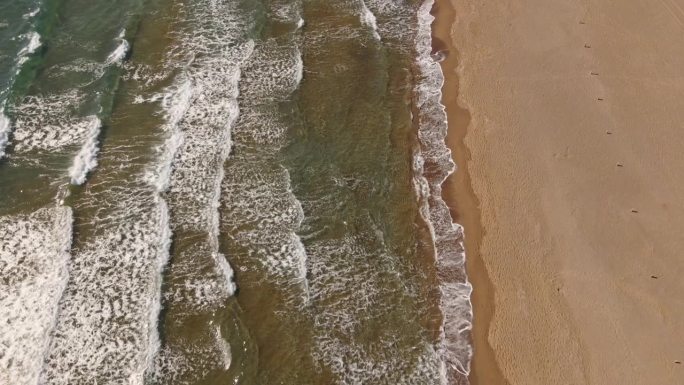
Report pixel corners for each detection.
[0,0,471,383]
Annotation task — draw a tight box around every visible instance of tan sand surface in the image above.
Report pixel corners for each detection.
[437,0,684,384]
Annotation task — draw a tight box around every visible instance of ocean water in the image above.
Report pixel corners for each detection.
[0,0,472,384]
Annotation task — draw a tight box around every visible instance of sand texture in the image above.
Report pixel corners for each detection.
[439,0,684,384]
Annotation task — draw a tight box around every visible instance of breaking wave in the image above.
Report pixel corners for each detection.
[105,30,130,66]
[0,110,9,159]
[68,116,101,185]
[17,31,42,68]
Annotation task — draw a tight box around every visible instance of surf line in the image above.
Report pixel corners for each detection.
[412,0,474,383]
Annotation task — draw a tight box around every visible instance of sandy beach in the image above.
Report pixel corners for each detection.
[436,0,684,384]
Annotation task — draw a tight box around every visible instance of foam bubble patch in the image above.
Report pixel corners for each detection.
[0,206,73,385]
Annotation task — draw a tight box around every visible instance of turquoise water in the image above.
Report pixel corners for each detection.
[0,0,472,384]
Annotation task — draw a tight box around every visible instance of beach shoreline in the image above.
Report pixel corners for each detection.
[437,0,684,384]
[430,0,507,384]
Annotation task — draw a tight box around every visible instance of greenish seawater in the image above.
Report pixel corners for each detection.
[0,0,472,384]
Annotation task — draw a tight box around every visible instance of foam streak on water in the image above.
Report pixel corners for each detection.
[17,31,42,69]
[359,0,381,41]
[68,115,101,185]
[144,198,172,376]
[413,0,473,382]
[105,30,130,66]
[153,79,192,192]
[23,7,40,20]
[0,109,10,159]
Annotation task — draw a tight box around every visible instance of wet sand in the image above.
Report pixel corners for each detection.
[437,0,684,384]
[431,1,507,384]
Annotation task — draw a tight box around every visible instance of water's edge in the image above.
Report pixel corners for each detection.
[414,0,473,383]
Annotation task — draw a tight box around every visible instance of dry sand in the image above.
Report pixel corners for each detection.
[435,0,684,384]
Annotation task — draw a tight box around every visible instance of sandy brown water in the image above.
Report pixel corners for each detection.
[0,0,474,384]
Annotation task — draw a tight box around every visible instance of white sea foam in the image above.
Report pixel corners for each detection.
[44,30,128,84]
[124,63,171,88]
[153,128,183,193]
[221,155,309,296]
[270,0,304,30]
[10,91,91,153]
[363,0,416,49]
[163,256,236,312]
[68,116,101,185]
[159,4,257,313]
[165,51,250,232]
[294,48,304,87]
[0,206,73,385]
[239,40,302,102]
[145,197,172,376]
[105,35,130,66]
[149,330,236,384]
[11,92,105,186]
[0,108,10,158]
[211,159,237,296]
[301,0,407,57]
[219,36,311,296]
[413,0,473,382]
[23,8,40,19]
[148,5,258,379]
[0,12,42,159]
[360,0,382,41]
[213,325,232,371]
[305,234,444,384]
[152,79,193,192]
[40,196,170,384]
[17,31,41,68]
[24,31,41,53]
